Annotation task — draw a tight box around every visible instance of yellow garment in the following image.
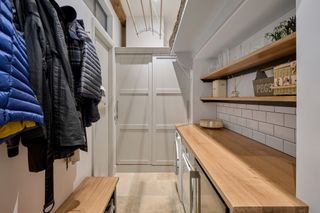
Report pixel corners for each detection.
[0,121,36,139]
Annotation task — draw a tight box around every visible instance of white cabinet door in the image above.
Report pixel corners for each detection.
[116,55,152,165]
[152,57,188,165]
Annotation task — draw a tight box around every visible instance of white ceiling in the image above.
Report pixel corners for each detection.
[120,0,181,17]
[120,0,181,43]
[173,0,295,59]
[173,0,245,54]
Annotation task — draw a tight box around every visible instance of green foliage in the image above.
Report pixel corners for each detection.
[265,16,296,41]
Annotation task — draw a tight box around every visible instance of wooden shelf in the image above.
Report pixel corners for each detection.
[201,33,296,82]
[200,96,296,106]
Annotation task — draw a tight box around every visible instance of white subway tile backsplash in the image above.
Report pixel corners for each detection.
[247,105,259,110]
[246,119,258,130]
[284,114,296,129]
[232,108,242,116]
[224,103,236,108]
[237,104,247,109]
[237,117,247,126]
[222,113,230,122]
[226,107,234,114]
[229,115,238,124]
[284,140,296,157]
[258,122,274,135]
[252,111,266,122]
[216,102,296,156]
[224,121,231,129]
[259,105,275,112]
[234,124,242,134]
[266,135,284,152]
[252,131,266,144]
[242,127,253,138]
[275,106,296,114]
[274,126,295,142]
[266,112,284,126]
[242,109,253,119]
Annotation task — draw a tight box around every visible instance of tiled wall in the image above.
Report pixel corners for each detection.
[217,103,296,157]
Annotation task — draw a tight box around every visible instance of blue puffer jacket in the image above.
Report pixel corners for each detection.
[0,0,43,125]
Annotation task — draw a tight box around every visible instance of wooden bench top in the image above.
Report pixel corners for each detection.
[55,176,119,213]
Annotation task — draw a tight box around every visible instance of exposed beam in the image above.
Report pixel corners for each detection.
[110,0,126,26]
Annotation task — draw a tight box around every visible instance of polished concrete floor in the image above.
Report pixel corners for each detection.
[116,173,184,213]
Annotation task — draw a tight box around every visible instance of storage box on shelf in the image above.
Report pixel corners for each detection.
[272,61,297,95]
[212,80,227,97]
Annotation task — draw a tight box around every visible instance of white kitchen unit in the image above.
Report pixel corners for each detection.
[115,48,189,172]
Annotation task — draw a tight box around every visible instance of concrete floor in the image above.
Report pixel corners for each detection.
[116,173,184,213]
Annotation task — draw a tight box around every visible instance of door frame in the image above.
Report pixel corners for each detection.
[90,17,117,176]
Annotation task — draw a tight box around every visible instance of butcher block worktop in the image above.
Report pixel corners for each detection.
[176,124,308,213]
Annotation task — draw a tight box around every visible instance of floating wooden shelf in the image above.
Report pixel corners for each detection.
[200,96,296,106]
[201,33,296,82]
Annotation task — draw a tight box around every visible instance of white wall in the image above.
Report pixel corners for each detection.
[0,0,121,212]
[296,0,320,212]
[190,9,299,156]
[226,9,296,97]
[192,58,217,122]
[126,16,164,47]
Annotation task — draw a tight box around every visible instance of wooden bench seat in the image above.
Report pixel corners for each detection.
[55,176,119,213]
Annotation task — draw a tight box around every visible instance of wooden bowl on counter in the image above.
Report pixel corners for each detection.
[199,119,224,129]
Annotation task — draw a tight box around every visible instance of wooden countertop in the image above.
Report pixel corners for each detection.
[176,124,308,213]
[55,177,119,213]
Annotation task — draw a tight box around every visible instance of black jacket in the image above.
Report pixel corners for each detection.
[61,6,102,127]
[14,0,86,211]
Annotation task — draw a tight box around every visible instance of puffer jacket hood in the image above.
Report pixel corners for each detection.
[0,0,43,126]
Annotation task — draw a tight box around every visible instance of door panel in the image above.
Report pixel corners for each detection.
[152,57,188,166]
[155,95,188,125]
[118,95,149,125]
[117,129,150,164]
[116,55,188,168]
[116,55,152,165]
[154,129,176,165]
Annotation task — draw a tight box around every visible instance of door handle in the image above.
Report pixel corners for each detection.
[114,100,119,122]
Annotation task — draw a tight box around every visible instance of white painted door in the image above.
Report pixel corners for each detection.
[116,55,188,167]
[116,55,153,165]
[93,36,109,176]
[152,57,188,165]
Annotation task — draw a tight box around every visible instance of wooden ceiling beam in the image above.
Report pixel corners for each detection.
[110,0,126,26]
